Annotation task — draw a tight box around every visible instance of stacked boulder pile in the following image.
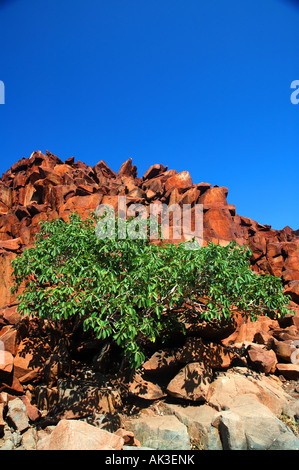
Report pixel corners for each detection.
[0,150,298,302]
[0,150,298,450]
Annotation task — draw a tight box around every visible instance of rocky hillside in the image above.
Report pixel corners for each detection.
[0,149,298,450]
[0,150,298,304]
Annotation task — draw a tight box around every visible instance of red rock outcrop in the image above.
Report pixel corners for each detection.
[0,149,298,405]
[0,150,297,307]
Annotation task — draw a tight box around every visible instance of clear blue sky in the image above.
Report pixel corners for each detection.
[0,0,298,230]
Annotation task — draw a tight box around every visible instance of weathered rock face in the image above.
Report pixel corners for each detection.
[160,403,222,450]
[0,150,298,451]
[129,415,191,450]
[178,338,235,369]
[5,397,29,433]
[0,152,298,362]
[128,373,167,401]
[212,395,299,450]
[206,367,293,416]
[166,363,213,401]
[124,366,299,451]
[36,419,124,450]
[0,150,297,305]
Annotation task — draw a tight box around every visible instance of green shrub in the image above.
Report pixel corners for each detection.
[11,212,290,368]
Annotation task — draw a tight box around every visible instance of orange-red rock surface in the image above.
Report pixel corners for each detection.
[0,150,297,309]
[0,150,299,450]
